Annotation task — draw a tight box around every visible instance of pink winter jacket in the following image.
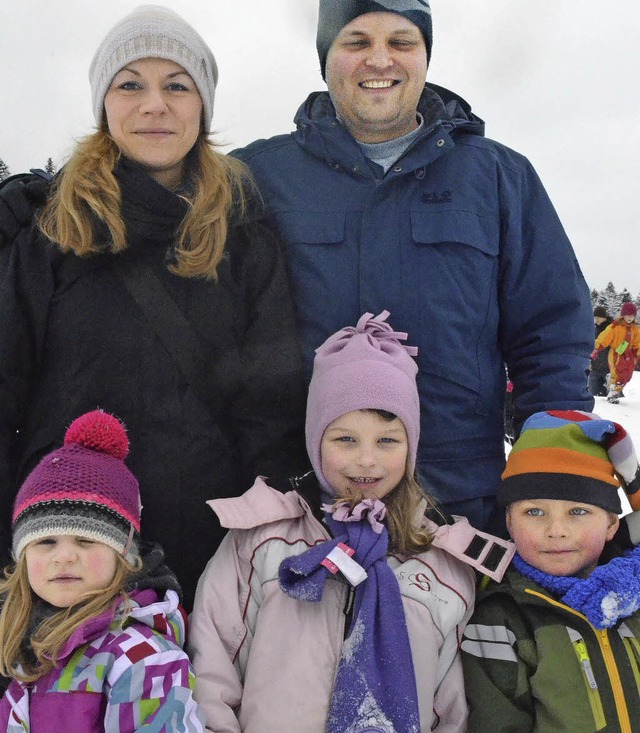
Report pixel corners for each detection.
[188,478,514,733]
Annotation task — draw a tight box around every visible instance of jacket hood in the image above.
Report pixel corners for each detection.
[291,83,484,177]
[56,588,187,660]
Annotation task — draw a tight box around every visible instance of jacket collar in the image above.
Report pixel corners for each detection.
[291,83,485,179]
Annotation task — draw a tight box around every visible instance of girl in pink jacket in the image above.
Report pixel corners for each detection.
[189,312,513,733]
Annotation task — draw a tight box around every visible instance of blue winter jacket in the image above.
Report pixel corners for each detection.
[234,83,594,508]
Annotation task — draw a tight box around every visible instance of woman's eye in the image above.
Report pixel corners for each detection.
[569,507,588,516]
[117,81,140,91]
[167,82,189,92]
[526,508,543,517]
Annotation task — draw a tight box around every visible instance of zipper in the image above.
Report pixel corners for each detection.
[568,628,606,729]
[343,584,356,640]
[526,588,632,733]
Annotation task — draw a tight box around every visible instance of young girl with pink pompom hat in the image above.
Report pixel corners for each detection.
[0,409,205,732]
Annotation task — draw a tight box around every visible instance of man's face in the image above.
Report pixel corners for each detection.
[325,12,427,144]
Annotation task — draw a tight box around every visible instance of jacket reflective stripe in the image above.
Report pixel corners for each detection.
[461,623,517,662]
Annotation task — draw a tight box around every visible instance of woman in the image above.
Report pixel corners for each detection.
[0,5,307,609]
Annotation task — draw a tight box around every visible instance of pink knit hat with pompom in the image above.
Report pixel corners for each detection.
[12,410,141,563]
[306,311,420,493]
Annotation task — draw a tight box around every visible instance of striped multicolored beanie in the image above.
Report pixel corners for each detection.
[12,410,141,563]
[316,0,433,80]
[499,410,640,514]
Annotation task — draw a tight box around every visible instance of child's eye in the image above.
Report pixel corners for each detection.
[77,538,96,545]
[35,538,56,546]
[378,437,398,444]
[336,436,355,443]
[526,508,544,517]
[569,507,588,516]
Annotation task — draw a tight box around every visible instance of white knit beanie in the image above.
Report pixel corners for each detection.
[89,4,218,132]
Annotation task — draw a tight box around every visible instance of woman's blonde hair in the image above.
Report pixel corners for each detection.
[38,129,255,280]
[0,550,140,683]
[333,409,440,555]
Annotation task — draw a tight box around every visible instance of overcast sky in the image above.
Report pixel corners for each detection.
[2,0,638,293]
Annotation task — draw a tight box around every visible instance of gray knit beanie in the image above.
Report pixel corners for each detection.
[316,0,433,79]
[89,4,218,132]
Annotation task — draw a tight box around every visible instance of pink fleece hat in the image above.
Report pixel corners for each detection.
[306,311,420,493]
[621,302,638,317]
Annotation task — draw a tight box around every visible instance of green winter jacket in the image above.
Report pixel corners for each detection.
[461,567,640,732]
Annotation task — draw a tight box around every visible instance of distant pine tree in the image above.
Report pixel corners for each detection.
[0,158,9,181]
[45,157,56,175]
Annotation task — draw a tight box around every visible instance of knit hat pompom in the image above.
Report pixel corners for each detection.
[306,311,419,494]
[499,410,640,514]
[64,410,129,461]
[12,410,141,563]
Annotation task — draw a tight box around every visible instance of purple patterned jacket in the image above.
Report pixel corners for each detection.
[0,589,205,732]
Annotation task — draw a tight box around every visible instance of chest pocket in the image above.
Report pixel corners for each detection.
[410,209,499,255]
[404,209,502,403]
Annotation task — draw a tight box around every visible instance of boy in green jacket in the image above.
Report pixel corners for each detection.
[462,409,640,732]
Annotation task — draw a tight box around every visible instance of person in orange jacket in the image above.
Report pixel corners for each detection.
[591,302,640,403]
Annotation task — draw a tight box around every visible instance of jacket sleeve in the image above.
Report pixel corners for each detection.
[0,173,48,249]
[104,644,205,732]
[228,214,309,486]
[0,219,53,567]
[188,532,249,733]
[595,323,615,351]
[461,593,535,732]
[497,157,594,432]
[431,626,471,732]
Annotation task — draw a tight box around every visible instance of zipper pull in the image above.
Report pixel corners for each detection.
[575,639,598,689]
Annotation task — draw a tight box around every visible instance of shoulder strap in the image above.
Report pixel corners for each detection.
[111,257,203,401]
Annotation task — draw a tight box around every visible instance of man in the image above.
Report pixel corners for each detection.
[0,1,594,529]
[234,0,593,527]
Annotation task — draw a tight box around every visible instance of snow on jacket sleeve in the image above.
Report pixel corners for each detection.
[497,155,593,430]
[225,213,308,487]
[188,532,248,733]
[103,631,205,732]
[461,592,535,732]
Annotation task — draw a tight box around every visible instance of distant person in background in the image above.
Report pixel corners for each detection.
[0,5,307,610]
[592,302,640,404]
[588,305,612,397]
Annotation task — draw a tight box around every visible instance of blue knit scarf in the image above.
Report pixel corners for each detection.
[512,545,640,629]
[279,499,420,733]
